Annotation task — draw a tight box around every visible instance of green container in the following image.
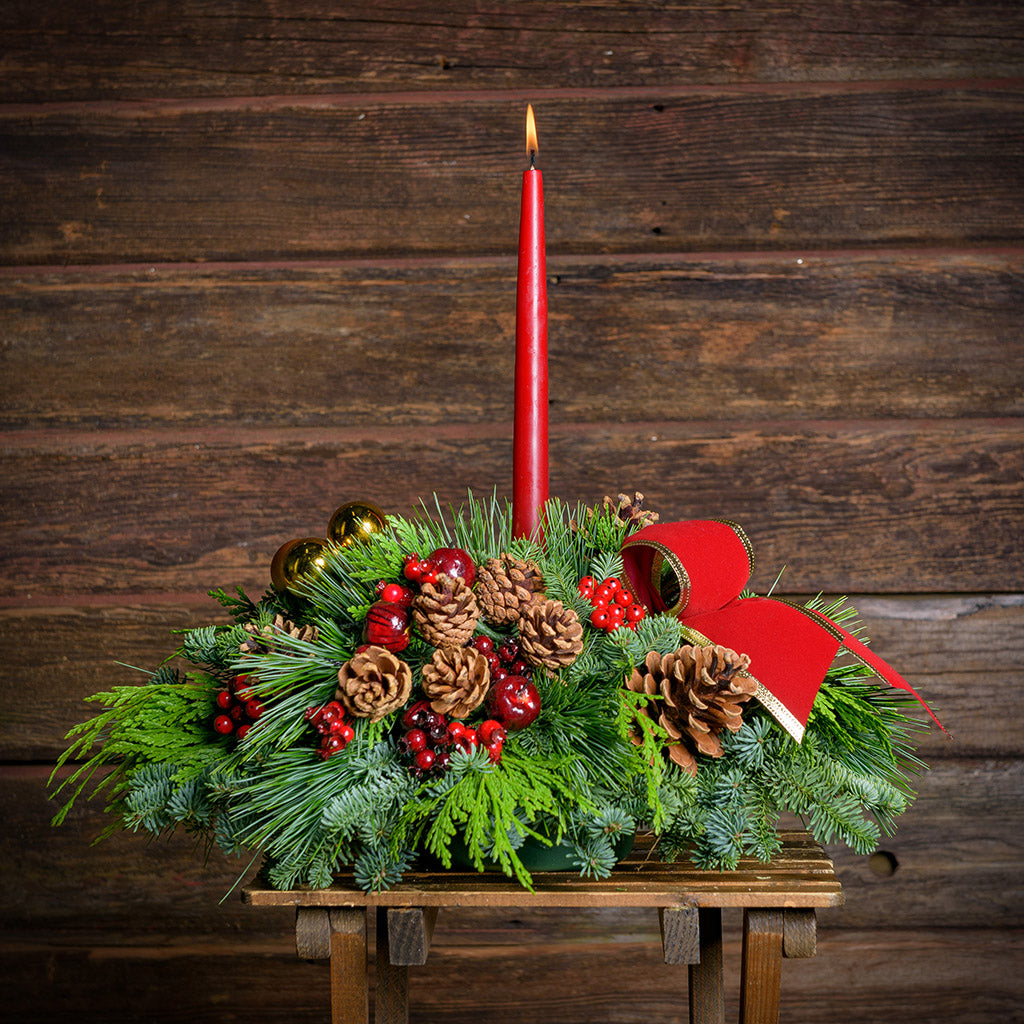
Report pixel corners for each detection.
[447,828,635,873]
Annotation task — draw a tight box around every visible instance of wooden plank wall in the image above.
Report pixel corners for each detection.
[2,3,1022,1021]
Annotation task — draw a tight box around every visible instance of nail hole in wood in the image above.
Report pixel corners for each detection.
[868,850,899,877]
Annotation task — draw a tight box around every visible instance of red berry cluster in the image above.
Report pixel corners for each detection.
[398,699,506,778]
[212,674,265,741]
[578,575,646,632]
[304,700,356,759]
[470,634,531,684]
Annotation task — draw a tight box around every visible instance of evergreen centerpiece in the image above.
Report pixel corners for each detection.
[51,492,936,893]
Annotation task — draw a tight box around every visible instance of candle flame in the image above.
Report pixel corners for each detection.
[525,104,538,161]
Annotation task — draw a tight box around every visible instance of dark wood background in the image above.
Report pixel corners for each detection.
[2,3,1022,1021]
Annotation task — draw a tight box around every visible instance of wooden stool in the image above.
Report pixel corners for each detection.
[242,829,842,1024]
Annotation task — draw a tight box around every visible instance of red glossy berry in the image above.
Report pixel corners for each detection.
[375,579,388,597]
[229,703,245,721]
[403,554,424,582]
[594,585,615,605]
[245,699,264,720]
[418,563,439,585]
[402,699,432,730]
[382,582,412,606]
[601,577,621,593]
[472,635,495,655]
[230,674,251,694]
[607,603,626,628]
[414,748,436,771]
[614,588,633,607]
[304,705,322,722]
[509,659,531,677]
[484,651,502,674]
[338,723,355,744]
[435,750,451,771]
[405,728,428,753]
[590,607,610,630]
[216,690,234,710]
[625,603,646,624]
[497,640,519,665]
[448,720,466,740]
[213,715,234,735]
[324,735,345,756]
[486,741,504,763]
[454,728,478,753]
[364,601,411,652]
[577,575,596,599]
[428,547,476,587]
[478,720,507,746]
[236,723,251,740]
[493,667,509,684]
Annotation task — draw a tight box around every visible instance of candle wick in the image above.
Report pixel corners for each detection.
[529,149,537,170]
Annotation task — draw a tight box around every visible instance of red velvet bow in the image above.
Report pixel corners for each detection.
[621,520,943,741]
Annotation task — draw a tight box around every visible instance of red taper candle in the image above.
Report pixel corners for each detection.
[512,104,549,539]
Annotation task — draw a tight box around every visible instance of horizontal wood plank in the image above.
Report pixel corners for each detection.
[1,421,1020,596]
[3,1,1023,100]
[2,595,1016,761]
[3,252,1021,429]
[6,761,1019,931]
[2,89,1022,264]
[0,927,1019,1024]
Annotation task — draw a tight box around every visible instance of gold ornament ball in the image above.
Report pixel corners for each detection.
[327,500,388,548]
[270,536,329,592]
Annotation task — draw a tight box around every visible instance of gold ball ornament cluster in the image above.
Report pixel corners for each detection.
[271,499,388,592]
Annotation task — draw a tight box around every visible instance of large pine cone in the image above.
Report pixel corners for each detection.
[475,553,544,626]
[627,645,756,776]
[421,646,491,719]
[336,645,413,722]
[519,598,584,670]
[411,574,480,649]
[240,613,320,654]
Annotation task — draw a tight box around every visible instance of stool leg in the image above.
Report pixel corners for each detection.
[688,907,725,1024]
[329,908,369,1024]
[739,908,784,1024]
[375,906,409,1024]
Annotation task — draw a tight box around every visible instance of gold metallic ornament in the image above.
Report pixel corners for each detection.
[327,500,387,548]
[270,537,329,592]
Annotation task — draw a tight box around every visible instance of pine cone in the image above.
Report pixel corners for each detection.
[475,553,545,626]
[627,645,755,776]
[336,645,413,722]
[599,491,660,531]
[518,598,584,670]
[240,613,320,654]
[411,574,480,649]
[421,646,491,719]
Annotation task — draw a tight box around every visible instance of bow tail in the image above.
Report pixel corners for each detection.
[681,598,944,742]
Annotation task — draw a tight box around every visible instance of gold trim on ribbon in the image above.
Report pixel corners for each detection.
[753,682,805,742]
[713,518,755,575]
[623,536,691,616]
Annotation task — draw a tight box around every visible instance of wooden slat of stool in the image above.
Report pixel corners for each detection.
[329,907,368,1024]
[782,908,817,959]
[689,907,725,1024]
[375,907,408,1024]
[387,907,438,965]
[739,908,784,1024]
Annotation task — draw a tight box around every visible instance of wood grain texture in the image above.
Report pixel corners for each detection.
[3,252,1021,429]
[7,761,1020,932]
[2,596,1017,761]
[739,909,784,1024]
[2,88,1022,265]
[3,1,1023,100]
[0,928,1020,1024]
[2,422,1020,596]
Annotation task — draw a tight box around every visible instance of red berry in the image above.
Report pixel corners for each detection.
[382,582,412,605]
[625,603,646,624]
[414,748,436,771]
[245,699,264,720]
[324,735,345,757]
[590,607,610,630]
[454,728,478,753]
[607,603,626,628]
[375,579,388,597]
[216,690,234,710]
[405,728,428,753]
[497,640,519,665]
[403,554,424,582]
[601,577,621,593]
[213,715,234,735]
[614,588,633,607]
[478,720,507,746]
[493,667,509,684]
[338,723,355,743]
[484,651,502,674]
[230,674,251,694]
[402,699,432,730]
[448,720,466,740]
[236,723,251,740]
[595,584,615,605]
[486,741,504,763]
[509,659,531,677]
[229,703,245,721]
[577,575,596,599]
[472,635,495,654]
[435,750,451,771]
[418,563,439,585]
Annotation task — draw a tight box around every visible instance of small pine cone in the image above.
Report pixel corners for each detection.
[475,553,545,626]
[421,646,491,719]
[240,613,320,654]
[412,574,480,649]
[518,598,584,670]
[336,645,413,722]
[598,491,660,531]
[626,645,755,776]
